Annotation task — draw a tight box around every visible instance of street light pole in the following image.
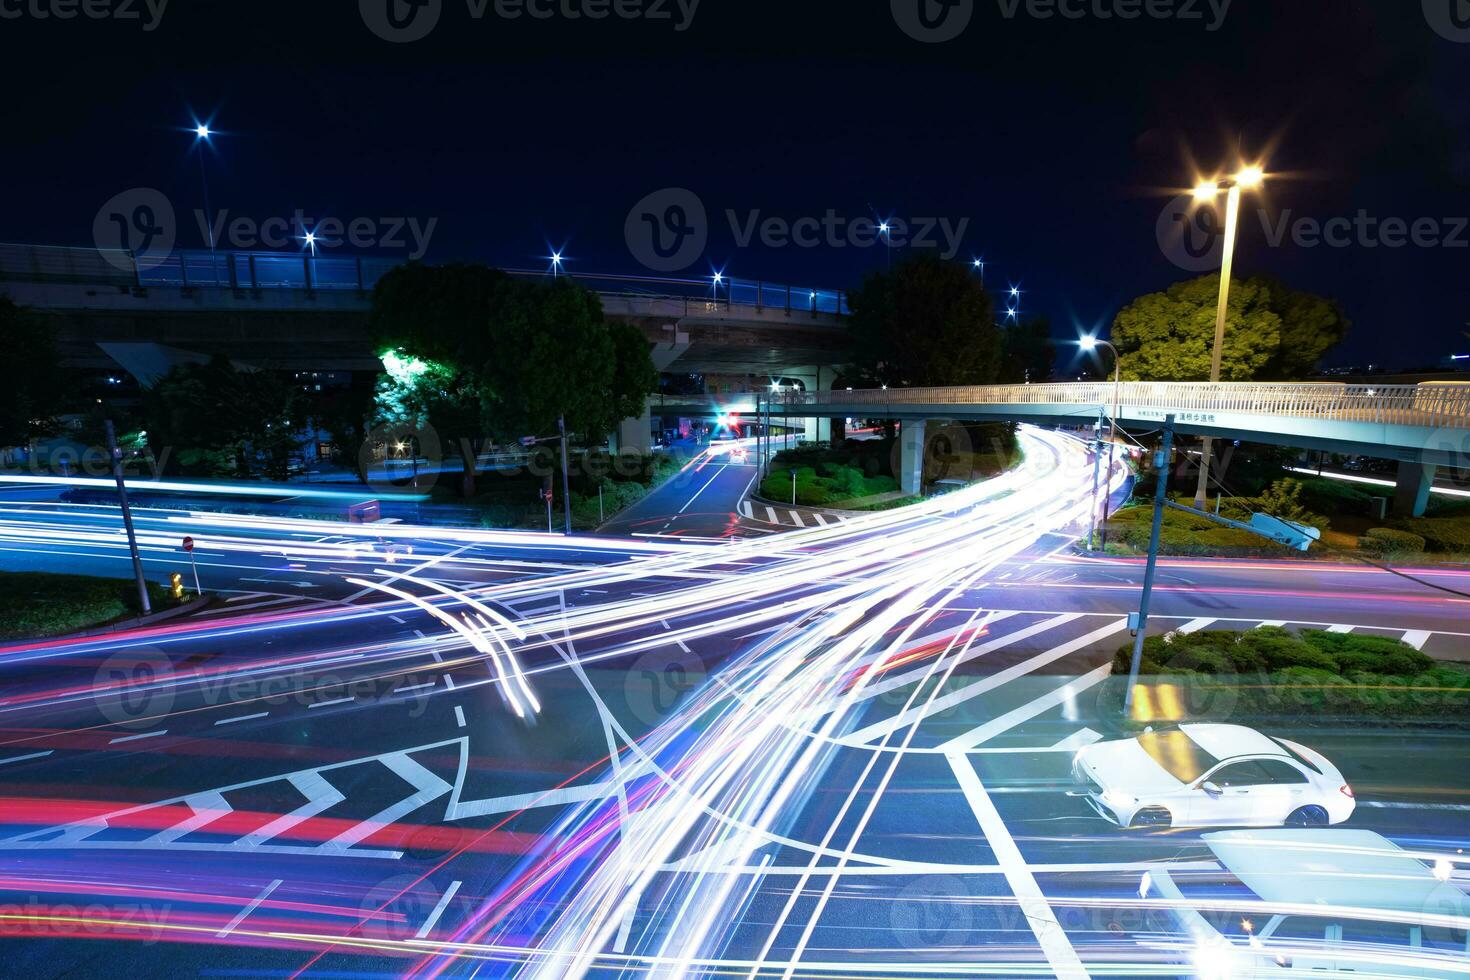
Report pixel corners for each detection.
[1190,164,1264,510]
[105,419,152,617]
[1124,414,1175,718]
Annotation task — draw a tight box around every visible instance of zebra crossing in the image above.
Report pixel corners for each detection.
[737,499,849,529]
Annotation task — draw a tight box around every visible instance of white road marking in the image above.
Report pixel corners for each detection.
[109,730,167,745]
[789,510,806,528]
[214,712,269,727]
[840,614,1092,744]
[1327,624,1355,634]
[454,705,466,728]
[308,696,355,710]
[1359,801,1470,812]
[448,780,619,820]
[764,506,777,523]
[0,750,54,765]
[947,752,1089,979]
[676,465,729,515]
[1402,631,1432,651]
[1255,621,1286,628]
[217,878,282,937]
[321,754,451,851]
[942,665,1114,753]
[739,501,754,519]
[414,879,463,939]
[395,682,436,694]
[1176,618,1216,634]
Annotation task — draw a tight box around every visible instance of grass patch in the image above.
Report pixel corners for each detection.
[0,572,181,641]
[1099,627,1470,726]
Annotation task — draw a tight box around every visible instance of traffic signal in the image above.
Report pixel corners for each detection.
[170,573,184,600]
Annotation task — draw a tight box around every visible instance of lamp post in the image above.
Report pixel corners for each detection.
[1081,335,1123,548]
[192,123,216,258]
[1189,164,1266,510]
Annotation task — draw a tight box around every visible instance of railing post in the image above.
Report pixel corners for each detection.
[248,253,258,290]
[304,255,314,291]
[356,256,365,292]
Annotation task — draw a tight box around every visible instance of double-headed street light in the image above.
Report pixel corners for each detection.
[1188,163,1266,508]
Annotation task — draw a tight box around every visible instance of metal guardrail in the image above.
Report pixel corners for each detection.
[0,243,851,316]
[779,382,1470,430]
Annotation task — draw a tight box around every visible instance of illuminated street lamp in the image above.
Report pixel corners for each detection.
[1188,163,1267,508]
[1081,334,1123,548]
[190,120,218,256]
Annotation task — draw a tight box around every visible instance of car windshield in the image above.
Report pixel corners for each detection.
[1136,729,1221,783]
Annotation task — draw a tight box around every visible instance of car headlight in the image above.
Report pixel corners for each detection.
[1101,789,1131,809]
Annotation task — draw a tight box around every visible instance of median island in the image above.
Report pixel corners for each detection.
[0,571,184,641]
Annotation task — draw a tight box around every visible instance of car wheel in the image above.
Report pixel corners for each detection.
[1130,807,1172,829]
[1286,805,1329,827]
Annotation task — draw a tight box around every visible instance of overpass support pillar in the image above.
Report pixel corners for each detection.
[900,420,927,497]
[1393,459,1437,518]
[788,367,839,445]
[614,407,653,456]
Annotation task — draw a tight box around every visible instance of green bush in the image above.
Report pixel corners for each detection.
[1294,476,1376,517]
[1391,516,1470,553]
[1359,527,1427,555]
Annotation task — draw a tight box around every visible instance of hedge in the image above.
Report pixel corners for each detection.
[1391,516,1470,553]
[1359,527,1427,555]
[1107,627,1470,723]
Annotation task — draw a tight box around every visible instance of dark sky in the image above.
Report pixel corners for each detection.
[3,0,1468,371]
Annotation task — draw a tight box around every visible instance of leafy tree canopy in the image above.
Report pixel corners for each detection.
[0,295,70,446]
[369,264,657,442]
[846,255,1001,388]
[142,356,301,479]
[1111,274,1349,381]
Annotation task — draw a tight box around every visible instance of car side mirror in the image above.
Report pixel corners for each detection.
[1201,781,1222,796]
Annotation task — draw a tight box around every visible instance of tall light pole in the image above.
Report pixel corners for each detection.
[192,123,217,259]
[1189,164,1266,509]
[1081,335,1123,547]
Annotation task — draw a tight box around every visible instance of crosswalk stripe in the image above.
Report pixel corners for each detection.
[1326,624,1355,634]
[1177,618,1216,634]
[789,511,806,528]
[739,501,753,519]
[840,614,1091,745]
[810,513,828,526]
[1402,631,1432,650]
[764,506,777,523]
[941,665,1115,752]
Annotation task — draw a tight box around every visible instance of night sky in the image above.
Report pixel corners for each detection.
[3,0,1467,371]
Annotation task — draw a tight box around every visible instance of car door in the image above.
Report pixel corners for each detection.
[1255,758,1314,823]
[1188,760,1275,825]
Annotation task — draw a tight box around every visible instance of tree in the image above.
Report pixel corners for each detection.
[143,357,301,480]
[368,264,658,496]
[0,295,70,448]
[1255,278,1351,378]
[999,314,1055,384]
[1111,274,1349,381]
[846,255,1001,388]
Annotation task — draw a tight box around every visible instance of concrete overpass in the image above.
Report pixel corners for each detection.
[664,381,1470,517]
[0,243,850,381]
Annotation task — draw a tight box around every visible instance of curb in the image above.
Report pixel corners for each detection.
[55,594,215,640]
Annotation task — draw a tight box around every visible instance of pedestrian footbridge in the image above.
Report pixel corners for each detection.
[658,381,1470,515]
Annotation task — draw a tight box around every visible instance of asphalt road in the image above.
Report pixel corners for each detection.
[0,425,1466,977]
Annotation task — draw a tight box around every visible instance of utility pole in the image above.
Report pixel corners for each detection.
[557,415,573,535]
[105,419,152,617]
[1123,415,1174,719]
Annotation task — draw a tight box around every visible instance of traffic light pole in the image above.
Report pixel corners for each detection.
[105,419,152,617]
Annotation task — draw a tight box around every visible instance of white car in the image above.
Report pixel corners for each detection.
[1073,723,1355,829]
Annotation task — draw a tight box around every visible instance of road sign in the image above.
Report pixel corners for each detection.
[540,488,553,503]
[182,536,194,553]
